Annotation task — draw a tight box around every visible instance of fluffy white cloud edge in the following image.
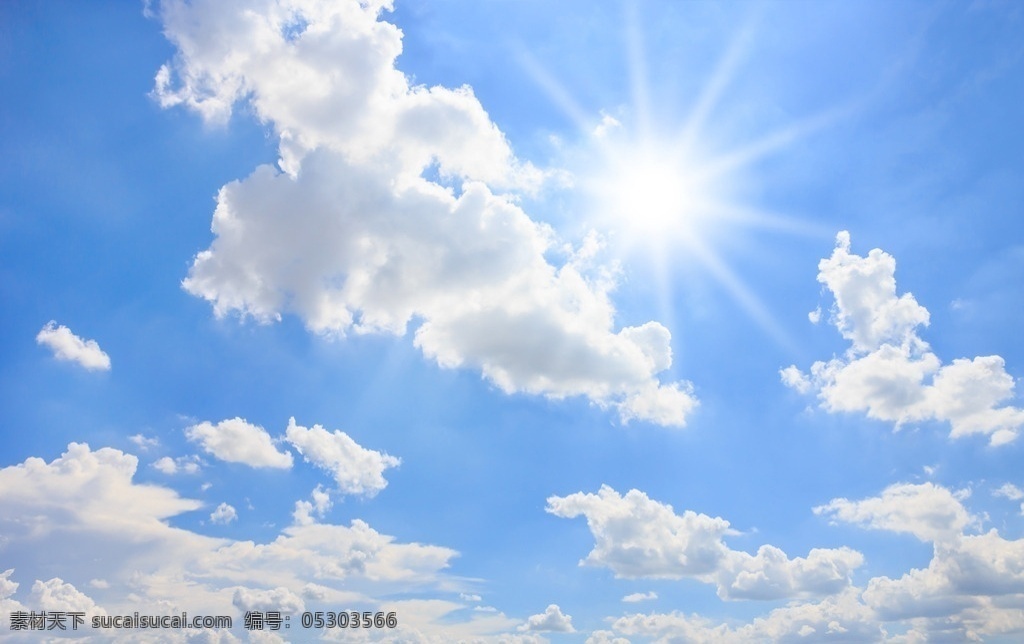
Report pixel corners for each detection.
[185,417,294,469]
[782,231,1024,446]
[155,0,697,428]
[546,485,863,601]
[35,321,111,371]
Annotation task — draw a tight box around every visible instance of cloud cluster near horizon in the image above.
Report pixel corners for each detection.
[0,442,525,640]
[558,481,1024,642]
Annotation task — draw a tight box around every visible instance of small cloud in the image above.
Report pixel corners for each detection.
[474,606,498,613]
[233,587,304,615]
[518,604,575,633]
[151,455,201,475]
[88,579,109,590]
[186,418,293,469]
[460,593,482,602]
[622,591,657,603]
[808,306,821,324]
[129,434,160,451]
[587,630,631,644]
[210,502,237,525]
[991,428,1018,447]
[593,111,621,139]
[780,365,813,395]
[285,418,400,498]
[292,485,333,526]
[36,321,110,371]
[993,483,1024,501]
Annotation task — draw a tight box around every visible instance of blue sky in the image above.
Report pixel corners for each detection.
[1,0,1023,642]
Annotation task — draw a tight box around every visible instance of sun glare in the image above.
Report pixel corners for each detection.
[596,143,711,245]
[520,5,840,349]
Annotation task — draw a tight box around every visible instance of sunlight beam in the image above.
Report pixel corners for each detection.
[683,240,798,352]
[679,19,756,151]
[624,0,652,140]
[693,106,849,183]
[515,47,596,137]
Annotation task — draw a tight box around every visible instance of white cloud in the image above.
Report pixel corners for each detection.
[31,578,106,617]
[779,365,812,395]
[585,630,631,644]
[155,0,696,427]
[0,570,26,630]
[814,482,977,544]
[0,442,206,542]
[820,483,1024,640]
[292,484,333,526]
[862,532,1024,639]
[285,418,399,497]
[547,485,733,579]
[782,232,1024,446]
[130,434,160,450]
[518,604,575,633]
[232,587,304,615]
[152,455,202,475]
[611,588,881,643]
[210,502,237,525]
[622,591,657,603]
[185,417,293,468]
[35,321,111,371]
[592,111,622,139]
[0,442,495,640]
[556,481,1024,641]
[992,483,1024,501]
[546,485,862,600]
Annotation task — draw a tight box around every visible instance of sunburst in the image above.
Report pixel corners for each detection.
[520,4,844,349]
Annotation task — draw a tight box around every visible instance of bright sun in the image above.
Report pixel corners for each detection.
[522,7,838,347]
[597,144,709,243]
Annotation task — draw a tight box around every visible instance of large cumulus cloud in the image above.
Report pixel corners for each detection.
[155,0,696,426]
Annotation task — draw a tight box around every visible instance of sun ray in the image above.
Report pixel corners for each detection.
[678,19,757,152]
[692,106,849,184]
[699,202,835,239]
[514,47,596,137]
[519,9,851,353]
[682,240,798,352]
[624,0,652,141]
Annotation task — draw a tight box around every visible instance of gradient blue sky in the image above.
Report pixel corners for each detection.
[2,1,1023,642]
